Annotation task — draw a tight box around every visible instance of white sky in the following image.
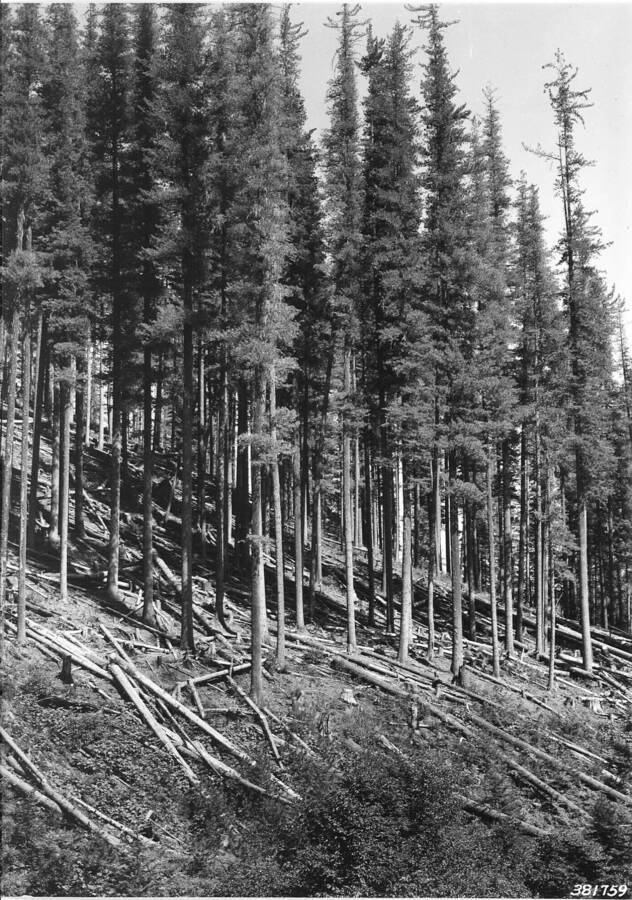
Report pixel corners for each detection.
[293,1,632,341]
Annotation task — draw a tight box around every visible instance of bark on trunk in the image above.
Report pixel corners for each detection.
[49,378,61,550]
[270,368,285,669]
[502,437,514,655]
[28,314,46,548]
[363,436,376,626]
[74,354,86,539]
[343,344,357,652]
[17,305,31,644]
[250,364,266,705]
[486,452,501,678]
[142,335,155,626]
[180,265,195,652]
[293,426,305,631]
[397,497,412,664]
[449,451,463,677]
[59,380,71,603]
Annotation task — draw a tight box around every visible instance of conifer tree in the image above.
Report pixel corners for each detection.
[414,4,471,675]
[1,3,48,639]
[542,52,616,671]
[129,4,161,626]
[90,3,132,603]
[158,3,209,651]
[359,21,424,643]
[41,3,93,598]
[323,3,365,652]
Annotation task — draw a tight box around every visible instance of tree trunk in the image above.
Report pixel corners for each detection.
[547,471,556,692]
[84,340,92,447]
[180,264,195,652]
[534,414,545,654]
[235,380,250,564]
[197,337,206,546]
[343,345,357,652]
[250,364,266,705]
[107,376,122,601]
[517,423,528,643]
[28,313,46,548]
[153,352,163,452]
[74,354,86,539]
[363,436,376,626]
[465,463,476,641]
[59,380,71,603]
[449,450,463,677]
[293,425,305,632]
[270,368,285,669]
[142,333,155,626]
[427,445,438,660]
[398,494,412,664]
[215,361,229,630]
[486,451,500,678]
[49,378,61,550]
[576,484,593,672]
[17,307,31,644]
[502,437,514,655]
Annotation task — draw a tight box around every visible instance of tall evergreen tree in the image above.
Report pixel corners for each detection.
[542,52,616,672]
[323,3,365,653]
[414,4,471,675]
[90,3,132,603]
[157,3,209,651]
[1,3,48,639]
[128,4,162,627]
[359,21,424,645]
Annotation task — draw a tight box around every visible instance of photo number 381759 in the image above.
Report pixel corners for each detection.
[570,887,629,898]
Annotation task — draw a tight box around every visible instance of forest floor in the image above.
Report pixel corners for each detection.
[2,427,632,898]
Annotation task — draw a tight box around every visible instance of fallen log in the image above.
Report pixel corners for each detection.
[187,680,206,719]
[263,707,316,758]
[108,661,199,784]
[456,794,551,838]
[189,662,251,686]
[0,727,122,847]
[111,655,252,766]
[100,624,134,666]
[2,764,61,815]
[7,618,113,682]
[226,676,281,765]
[462,709,632,810]
[331,656,409,698]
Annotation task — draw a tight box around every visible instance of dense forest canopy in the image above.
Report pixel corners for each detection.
[2,1,631,705]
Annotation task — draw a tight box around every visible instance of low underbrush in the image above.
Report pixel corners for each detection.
[2,665,631,897]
